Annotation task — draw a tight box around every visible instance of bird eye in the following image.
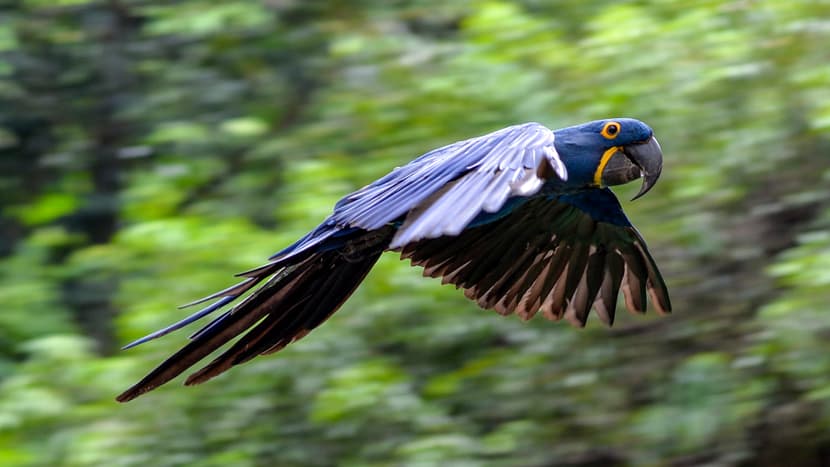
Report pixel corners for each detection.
[601,122,621,139]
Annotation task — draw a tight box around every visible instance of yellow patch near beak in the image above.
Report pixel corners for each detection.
[593,146,622,186]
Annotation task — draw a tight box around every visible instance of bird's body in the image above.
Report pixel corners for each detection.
[118,118,671,402]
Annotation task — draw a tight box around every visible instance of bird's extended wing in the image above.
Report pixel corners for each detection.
[401,188,671,326]
[331,122,567,248]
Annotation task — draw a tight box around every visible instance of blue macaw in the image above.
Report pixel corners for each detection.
[118,118,670,401]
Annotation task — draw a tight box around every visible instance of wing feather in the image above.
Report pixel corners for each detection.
[619,249,648,314]
[567,247,606,327]
[594,252,625,326]
[514,251,556,320]
[401,190,670,325]
[329,123,565,248]
[633,238,672,314]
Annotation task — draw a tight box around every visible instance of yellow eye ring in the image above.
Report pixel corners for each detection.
[601,121,621,139]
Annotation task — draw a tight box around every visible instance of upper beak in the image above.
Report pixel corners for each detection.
[599,136,664,200]
[622,136,663,200]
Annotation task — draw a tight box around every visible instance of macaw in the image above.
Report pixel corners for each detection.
[117,118,670,402]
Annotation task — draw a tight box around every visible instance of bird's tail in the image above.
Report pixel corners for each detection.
[116,225,394,402]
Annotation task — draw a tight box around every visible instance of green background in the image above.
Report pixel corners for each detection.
[1,1,830,465]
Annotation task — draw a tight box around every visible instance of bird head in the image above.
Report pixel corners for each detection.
[554,118,663,200]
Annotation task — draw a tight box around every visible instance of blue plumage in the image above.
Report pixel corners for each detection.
[118,118,670,402]
[557,189,632,227]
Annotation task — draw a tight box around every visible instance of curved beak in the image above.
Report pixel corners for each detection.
[602,136,663,200]
[624,136,663,200]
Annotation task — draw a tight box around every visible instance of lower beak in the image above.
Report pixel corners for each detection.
[602,136,664,200]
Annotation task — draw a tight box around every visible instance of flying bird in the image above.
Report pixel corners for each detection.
[117,118,671,402]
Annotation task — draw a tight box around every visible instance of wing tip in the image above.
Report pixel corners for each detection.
[647,285,672,315]
[115,384,150,403]
[184,371,214,387]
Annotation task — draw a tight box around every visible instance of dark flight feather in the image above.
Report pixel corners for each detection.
[401,195,670,326]
[117,227,393,402]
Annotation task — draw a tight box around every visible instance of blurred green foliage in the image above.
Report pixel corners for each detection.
[1,0,830,465]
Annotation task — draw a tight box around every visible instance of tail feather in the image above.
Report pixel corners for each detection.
[185,252,380,386]
[121,295,238,350]
[116,226,392,402]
